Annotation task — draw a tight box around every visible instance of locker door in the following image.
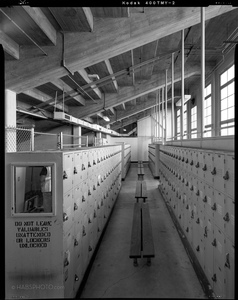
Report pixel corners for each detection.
[213,225,225,298]
[204,213,214,285]
[224,237,234,299]
[204,183,214,218]
[81,213,89,274]
[214,190,225,233]
[190,149,197,175]
[81,180,88,216]
[73,184,82,224]
[197,179,205,212]
[81,151,88,181]
[73,152,82,186]
[213,153,225,194]
[196,209,205,269]
[63,152,74,193]
[224,196,234,243]
[197,150,205,179]
[204,151,214,185]
[224,154,234,199]
[63,190,74,235]
[192,202,199,251]
[63,229,75,298]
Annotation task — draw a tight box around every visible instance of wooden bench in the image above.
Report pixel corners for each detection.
[138,161,144,180]
[135,180,147,202]
[129,202,155,266]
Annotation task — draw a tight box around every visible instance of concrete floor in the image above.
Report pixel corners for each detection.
[79,163,207,298]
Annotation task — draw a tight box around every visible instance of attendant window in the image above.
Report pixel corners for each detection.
[191,106,197,138]
[220,64,234,136]
[183,103,187,139]
[204,84,212,137]
[176,109,181,140]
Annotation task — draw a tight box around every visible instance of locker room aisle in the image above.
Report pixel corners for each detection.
[79,163,207,298]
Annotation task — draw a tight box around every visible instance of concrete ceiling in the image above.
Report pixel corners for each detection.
[1,6,237,132]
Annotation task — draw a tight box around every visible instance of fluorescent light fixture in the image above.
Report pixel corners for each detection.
[176,95,191,106]
[123,129,126,131]
[88,74,100,81]
[102,116,110,122]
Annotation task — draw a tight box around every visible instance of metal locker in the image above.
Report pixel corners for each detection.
[224,196,234,243]
[213,152,225,194]
[87,150,94,177]
[63,229,75,298]
[197,179,205,212]
[203,213,214,284]
[190,149,197,174]
[73,152,83,186]
[63,190,74,235]
[204,151,214,186]
[82,151,89,179]
[81,180,88,217]
[81,213,89,274]
[224,154,234,199]
[204,183,214,218]
[73,184,82,222]
[224,237,234,299]
[214,190,225,233]
[212,225,225,298]
[197,150,205,179]
[63,152,74,193]
[74,263,83,297]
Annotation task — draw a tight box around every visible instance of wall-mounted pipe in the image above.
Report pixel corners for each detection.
[171,53,174,140]
[158,89,160,139]
[201,7,205,138]
[165,69,168,142]
[181,29,184,139]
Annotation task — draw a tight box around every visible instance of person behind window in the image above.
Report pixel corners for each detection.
[40,167,52,212]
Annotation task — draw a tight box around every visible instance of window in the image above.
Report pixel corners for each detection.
[191,106,197,138]
[12,164,55,216]
[176,109,181,140]
[204,84,212,137]
[183,103,187,139]
[220,64,235,136]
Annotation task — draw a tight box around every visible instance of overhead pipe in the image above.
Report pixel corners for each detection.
[181,29,184,139]
[165,69,168,142]
[162,87,164,143]
[0,8,48,56]
[158,89,160,140]
[171,53,174,140]
[201,7,205,138]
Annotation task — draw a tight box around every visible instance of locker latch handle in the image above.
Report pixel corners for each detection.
[93,185,96,190]
[74,203,78,211]
[98,227,101,233]
[74,167,77,174]
[223,171,229,180]
[196,218,200,224]
[64,258,69,267]
[182,178,185,183]
[74,239,79,246]
[88,217,92,224]
[186,182,189,186]
[204,226,208,237]
[190,160,193,166]
[94,210,97,218]
[196,190,200,196]
[203,196,207,203]
[75,274,79,281]
[223,212,230,222]
[88,162,91,168]
[82,226,86,236]
[179,195,181,199]
[185,159,189,163]
[211,274,217,282]
[89,245,93,252]
[196,245,200,252]
[211,203,217,211]
[190,185,193,191]
[93,160,96,165]
[182,157,184,162]
[212,238,217,247]
[82,164,86,171]
[186,204,189,210]
[179,214,181,219]
[191,210,194,219]
[225,253,230,269]
[202,164,207,171]
[63,213,68,222]
[82,195,86,202]
[88,189,91,196]
[211,167,216,175]
[63,171,68,179]
[195,162,199,168]
[186,227,189,232]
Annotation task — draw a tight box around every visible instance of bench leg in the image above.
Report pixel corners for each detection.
[147,257,151,266]
[133,258,138,267]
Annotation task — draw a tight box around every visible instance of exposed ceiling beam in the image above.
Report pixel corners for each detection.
[21,88,67,112]
[77,69,102,99]
[22,6,57,45]
[0,30,19,59]
[111,110,152,130]
[104,59,118,91]
[17,100,53,120]
[83,116,94,123]
[5,6,235,92]
[108,107,115,115]
[51,78,85,106]
[68,63,202,119]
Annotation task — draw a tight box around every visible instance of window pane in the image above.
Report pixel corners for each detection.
[228,127,234,135]
[206,106,211,116]
[206,84,211,96]
[221,110,227,121]
[221,128,227,136]
[228,95,234,108]
[221,87,227,99]
[227,107,234,119]
[206,116,211,125]
[206,96,211,108]
[228,65,234,81]
[228,82,234,96]
[220,71,227,86]
[221,99,227,110]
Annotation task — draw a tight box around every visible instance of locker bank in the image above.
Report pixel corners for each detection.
[3,5,236,299]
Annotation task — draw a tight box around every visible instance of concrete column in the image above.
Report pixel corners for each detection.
[73,125,82,146]
[5,89,16,152]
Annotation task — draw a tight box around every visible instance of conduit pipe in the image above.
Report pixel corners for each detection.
[165,69,168,142]
[181,29,184,139]
[201,7,205,138]
[158,89,160,140]
[162,87,164,142]
[171,53,174,140]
